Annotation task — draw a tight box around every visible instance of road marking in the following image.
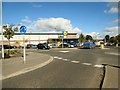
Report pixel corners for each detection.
[53,56,59,59]
[54,56,104,68]
[104,52,120,56]
[71,60,80,64]
[62,59,69,61]
[94,65,103,68]
[59,51,69,53]
[2,56,54,80]
[82,63,92,66]
[58,57,63,59]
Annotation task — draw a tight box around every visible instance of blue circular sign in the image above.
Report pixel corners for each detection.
[20,26,27,34]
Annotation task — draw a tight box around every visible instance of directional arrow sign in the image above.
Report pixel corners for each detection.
[20,26,27,34]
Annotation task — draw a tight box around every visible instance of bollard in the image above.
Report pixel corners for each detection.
[101,44,104,49]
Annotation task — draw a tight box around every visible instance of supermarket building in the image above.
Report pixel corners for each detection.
[0,32,78,46]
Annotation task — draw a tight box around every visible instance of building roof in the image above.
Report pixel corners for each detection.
[0,32,77,35]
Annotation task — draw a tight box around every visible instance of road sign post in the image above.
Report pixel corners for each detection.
[20,26,27,64]
[62,31,68,48]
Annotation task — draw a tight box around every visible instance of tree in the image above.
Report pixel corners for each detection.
[104,35,110,43]
[85,35,93,41]
[79,33,85,43]
[47,39,53,44]
[109,36,115,44]
[114,34,120,46]
[3,25,15,55]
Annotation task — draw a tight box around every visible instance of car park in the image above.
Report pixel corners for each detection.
[69,44,74,48]
[26,44,37,49]
[79,42,95,49]
[58,43,69,48]
[0,45,17,49]
[37,43,50,49]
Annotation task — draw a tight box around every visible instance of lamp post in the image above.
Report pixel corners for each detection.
[1,2,4,59]
[1,26,4,59]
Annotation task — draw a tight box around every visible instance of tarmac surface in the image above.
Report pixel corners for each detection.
[1,47,119,88]
[1,52,53,80]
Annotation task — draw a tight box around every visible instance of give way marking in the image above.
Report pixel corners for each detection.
[59,51,69,53]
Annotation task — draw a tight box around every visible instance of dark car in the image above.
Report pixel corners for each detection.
[26,44,37,49]
[37,43,50,49]
[0,45,16,49]
[58,43,69,48]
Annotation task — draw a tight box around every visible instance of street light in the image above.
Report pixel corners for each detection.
[1,26,4,59]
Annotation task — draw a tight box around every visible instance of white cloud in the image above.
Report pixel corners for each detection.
[112,19,120,23]
[21,16,31,23]
[104,26,119,36]
[104,2,119,14]
[104,7,118,14]
[28,18,81,33]
[85,32,100,39]
[104,26,119,31]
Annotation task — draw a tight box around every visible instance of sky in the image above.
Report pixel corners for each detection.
[2,2,119,39]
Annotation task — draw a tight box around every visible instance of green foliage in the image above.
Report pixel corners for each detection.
[107,34,120,45]
[104,35,110,42]
[9,50,21,54]
[3,25,15,56]
[85,35,93,41]
[3,25,14,40]
[79,33,85,43]
[47,39,53,44]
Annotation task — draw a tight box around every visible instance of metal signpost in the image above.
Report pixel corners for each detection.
[20,26,27,64]
[62,31,68,48]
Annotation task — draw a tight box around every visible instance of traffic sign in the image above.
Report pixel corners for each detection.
[20,26,27,34]
[20,25,27,64]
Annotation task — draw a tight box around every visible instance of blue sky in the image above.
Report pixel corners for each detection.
[2,2,119,38]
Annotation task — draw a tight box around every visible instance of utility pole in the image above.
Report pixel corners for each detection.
[1,2,4,59]
[1,26,4,59]
[62,37,63,48]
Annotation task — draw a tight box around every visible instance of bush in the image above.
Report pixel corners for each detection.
[4,53,10,58]
[4,49,21,58]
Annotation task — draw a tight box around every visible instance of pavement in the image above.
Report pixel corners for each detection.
[1,52,53,80]
[103,65,119,88]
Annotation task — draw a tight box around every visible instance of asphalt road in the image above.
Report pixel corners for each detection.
[2,47,119,88]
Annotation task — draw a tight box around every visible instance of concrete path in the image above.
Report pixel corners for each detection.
[1,52,53,80]
[103,66,119,88]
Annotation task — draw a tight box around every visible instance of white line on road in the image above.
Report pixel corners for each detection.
[53,56,59,59]
[2,56,54,80]
[82,63,92,66]
[94,65,103,68]
[59,51,69,53]
[71,60,80,64]
[54,56,104,68]
[58,57,63,60]
[104,52,120,56]
[62,59,69,61]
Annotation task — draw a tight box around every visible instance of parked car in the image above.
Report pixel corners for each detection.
[26,44,37,49]
[79,42,95,49]
[0,45,16,49]
[37,43,50,49]
[58,43,69,48]
[51,43,58,48]
[69,44,74,48]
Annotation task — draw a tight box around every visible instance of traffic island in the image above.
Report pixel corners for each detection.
[2,52,53,80]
